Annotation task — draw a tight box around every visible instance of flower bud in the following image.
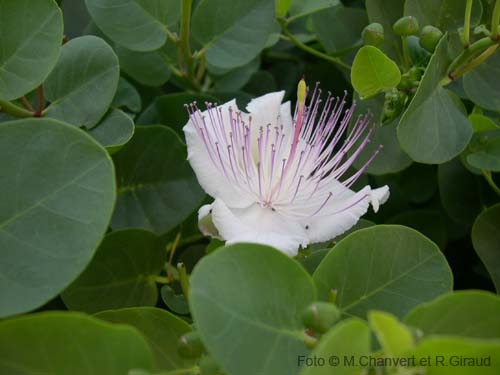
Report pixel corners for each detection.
[362,23,385,46]
[177,331,205,359]
[419,25,443,52]
[393,16,419,36]
[301,302,341,334]
[199,355,221,375]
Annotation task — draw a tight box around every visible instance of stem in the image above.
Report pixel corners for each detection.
[34,86,44,117]
[153,275,171,284]
[279,19,351,71]
[167,232,182,282]
[492,0,500,40]
[179,0,194,78]
[401,36,411,70]
[442,36,500,84]
[482,170,500,196]
[463,0,473,47]
[177,262,190,299]
[0,99,33,117]
[452,44,499,77]
[20,96,34,111]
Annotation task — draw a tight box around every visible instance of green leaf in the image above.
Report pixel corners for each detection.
[468,113,500,133]
[0,312,154,374]
[351,46,401,99]
[112,126,205,234]
[160,285,190,315]
[275,0,293,18]
[299,319,371,375]
[365,0,405,60]
[463,49,500,111]
[190,243,316,375]
[0,0,63,100]
[467,137,500,172]
[349,94,412,175]
[112,78,142,113]
[44,36,120,129]
[137,93,218,137]
[89,109,135,154]
[369,311,414,356]
[85,0,179,52]
[411,336,500,374]
[116,45,171,87]
[405,290,500,338]
[192,0,275,69]
[313,225,453,319]
[62,229,166,313]
[96,307,195,371]
[312,4,368,53]
[404,0,483,32]
[397,35,473,164]
[438,158,482,226]
[288,0,340,21]
[0,118,115,318]
[472,204,500,292]
[213,57,261,92]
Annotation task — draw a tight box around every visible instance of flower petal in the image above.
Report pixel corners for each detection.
[302,185,390,243]
[183,99,253,208]
[246,91,285,128]
[198,203,221,239]
[210,198,309,256]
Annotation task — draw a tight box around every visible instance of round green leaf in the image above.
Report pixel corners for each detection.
[89,109,135,154]
[312,4,368,54]
[0,118,115,318]
[288,0,340,21]
[438,158,482,226]
[0,0,63,100]
[96,307,195,371]
[116,45,172,87]
[85,0,179,52]
[62,229,166,313]
[190,243,316,375]
[44,36,120,129]
[351,46,401,99]
[300,319,371,375]
[397,35,473,164]
[404,0,483,32]
[112,77,142,113]
[137,93,218,136]
[472,204,500,292]
[192,0,275,69]
[313,225,453,319]
[0,312,154,374]
[369,311,414,356]
[412,336,500,375]
[467,137,500,172]
[405,291,500,338]
[111,126,205,234]
[463,49,500,111]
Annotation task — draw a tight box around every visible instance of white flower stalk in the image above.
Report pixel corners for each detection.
[183,80,389,256]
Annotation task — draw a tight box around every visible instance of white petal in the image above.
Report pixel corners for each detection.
[302,185,390,243]
[183,99,253,208]
[211,198,309,256]
[246,91,285,128]
[198,204,221,239]
[370,185,390,213]
[280,101,294,130]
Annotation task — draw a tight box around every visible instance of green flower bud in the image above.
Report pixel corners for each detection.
[199,355,221,375]
[362,23,385,46]
[301,302,341,334]
[393,16,419,36]
[419,25,443,52]
[177,331,205,359]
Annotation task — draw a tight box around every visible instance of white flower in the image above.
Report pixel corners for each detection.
[183,81,389,256]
